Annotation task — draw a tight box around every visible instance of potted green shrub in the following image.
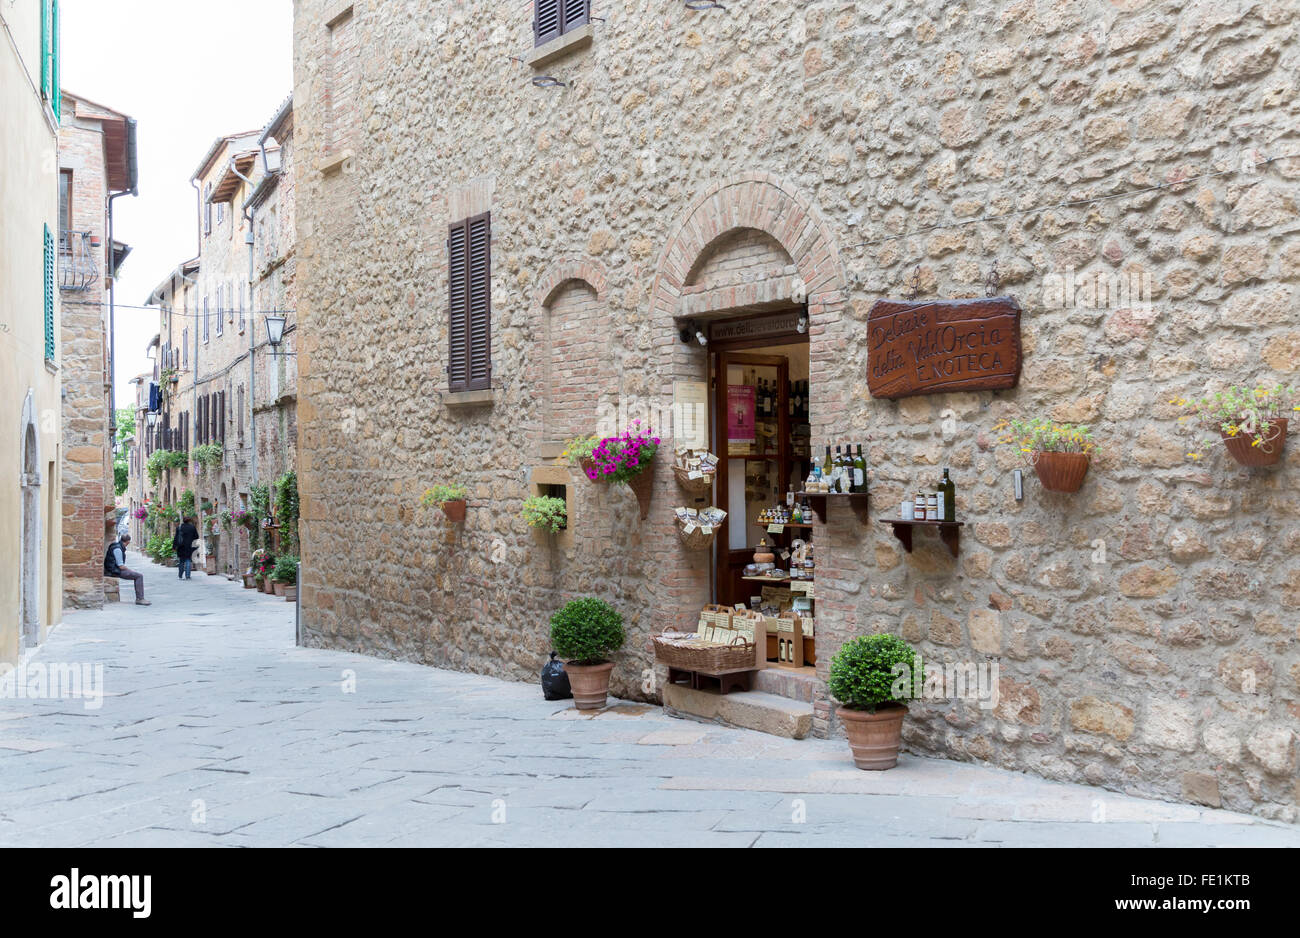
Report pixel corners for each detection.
[994,416,1097,493]
[522,494,566,534]
[828,633,921,771]
[272,555,298,602]
[421,483,468,523]
[549,597,625,710]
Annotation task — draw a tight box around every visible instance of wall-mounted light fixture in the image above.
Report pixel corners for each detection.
[796,314,808,334]
[265,312,287,353]
[678,320,707,346]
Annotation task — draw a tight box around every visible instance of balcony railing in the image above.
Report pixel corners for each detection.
[59,229,100,292]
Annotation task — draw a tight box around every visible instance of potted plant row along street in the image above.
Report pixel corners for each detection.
[1174,384,1297,468]
[550,597,625,710]
[420,483,468,523]
[250,549,274,592]
[271,555,298,601]
[828,633,921,771]
[995,416,1098,493]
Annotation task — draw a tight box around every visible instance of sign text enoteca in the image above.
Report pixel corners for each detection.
[866,296,1022,399]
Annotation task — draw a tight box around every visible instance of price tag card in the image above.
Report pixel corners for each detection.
[767,523,785,534]
[791,580,812,594]
[779,550,790,560]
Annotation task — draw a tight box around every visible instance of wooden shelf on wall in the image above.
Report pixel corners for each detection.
[796,491,870,525]
[879,518,965,558]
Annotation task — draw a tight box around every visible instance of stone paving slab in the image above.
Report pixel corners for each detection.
[0,551,1295,848]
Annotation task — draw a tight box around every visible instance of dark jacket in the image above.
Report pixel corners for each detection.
[104,541,126,576]
[173,522,200,560]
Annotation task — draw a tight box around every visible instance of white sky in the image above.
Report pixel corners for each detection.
[60,0,292,410]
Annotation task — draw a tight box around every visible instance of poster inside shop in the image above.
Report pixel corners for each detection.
[727,384,756,444]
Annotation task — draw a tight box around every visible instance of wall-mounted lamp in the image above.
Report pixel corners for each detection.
[678,320,707,346]
[265,312,287,352]
[147,411,159,428]
[796,315,808,334]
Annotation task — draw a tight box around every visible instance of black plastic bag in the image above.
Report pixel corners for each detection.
[542,651,572,700]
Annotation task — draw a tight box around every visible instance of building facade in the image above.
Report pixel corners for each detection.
[141,102,298,575]
[0,0,66,657]
[291,1,1300,819]
[56,90,137,608]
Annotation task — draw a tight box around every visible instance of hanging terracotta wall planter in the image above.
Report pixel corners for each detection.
[579,457,607,483]
[1032,451,1090,493]
[626,469,654,520]
[440,499,467,523]
[1222,418,1287,468]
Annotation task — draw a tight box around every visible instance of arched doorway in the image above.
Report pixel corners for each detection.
[19,391,42,649]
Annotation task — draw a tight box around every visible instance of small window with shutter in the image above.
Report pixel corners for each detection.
[533,0,590,47]
[448,213,492,393]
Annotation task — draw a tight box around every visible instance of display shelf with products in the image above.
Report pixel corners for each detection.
[879,518,965,558]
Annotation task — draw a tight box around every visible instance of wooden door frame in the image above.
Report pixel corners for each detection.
[712,351,792,606]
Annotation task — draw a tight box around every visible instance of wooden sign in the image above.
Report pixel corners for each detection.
[866,296,1022,399]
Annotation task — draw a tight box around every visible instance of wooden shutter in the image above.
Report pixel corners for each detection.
[534,0,561,46]
[219,391,226,444]
[447,221,469,391]
[43,225,55,361]
[562,0,590,33]
[467,213,492,391]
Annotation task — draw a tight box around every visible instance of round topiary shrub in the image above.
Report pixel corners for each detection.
[828,633,921,712]
[550,597,625,665]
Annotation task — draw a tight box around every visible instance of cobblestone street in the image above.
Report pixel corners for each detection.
[1,553,1295,848]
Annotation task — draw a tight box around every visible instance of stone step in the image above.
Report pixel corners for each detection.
[753,666,819,703]
[663,684,813,739]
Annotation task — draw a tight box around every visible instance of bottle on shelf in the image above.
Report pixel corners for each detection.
[852,444,866,493]
[822,445,833,482]
[831,445,845,492]
[914,491,927,521]
[939,468,956,522]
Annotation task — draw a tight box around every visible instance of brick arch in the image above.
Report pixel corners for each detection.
[534,257,610,310]
[651,171,846,317]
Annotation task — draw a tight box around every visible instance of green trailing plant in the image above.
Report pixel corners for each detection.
[146,451,167,487]
[113,457,128,496]
[274,471,299,553]
[828,633,922,713]
[249,482,272,550]
[521,494,567,533]
[561,434,601,467]
[191,443,224,473]
[220,509,233,531]
[164,450,188,471]
[549,597,624,665]
[147,533,175,560]
[420,483,467,509]
[271,554,298,585]
[161,366,179,384]
[178,489,196,521]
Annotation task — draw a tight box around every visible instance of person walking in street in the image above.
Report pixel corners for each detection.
[173,516,200,580]
[104,534,150,605]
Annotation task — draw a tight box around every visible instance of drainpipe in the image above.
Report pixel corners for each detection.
[229,156,258,488]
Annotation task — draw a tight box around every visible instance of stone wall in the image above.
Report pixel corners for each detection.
[58,107,116,609]
[292,0,1300,819]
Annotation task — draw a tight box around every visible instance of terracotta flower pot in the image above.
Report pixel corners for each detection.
[256,579,266,592]
[284,586,298,602]
[1222,418,1287,467]
[625,466,654,520]
[242,574,256,589]
[563,661,615,710]
[1032,451,1090,493]
[273,581,287,597]
[837,703,907,771]
[440,499,467,523]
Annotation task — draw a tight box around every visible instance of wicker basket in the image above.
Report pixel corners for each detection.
[653,632,756,672]
[673,450,717,496]
[675,515,717,551]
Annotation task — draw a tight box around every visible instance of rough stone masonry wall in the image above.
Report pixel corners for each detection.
[59,115,114,609]
[293,0,1300,820]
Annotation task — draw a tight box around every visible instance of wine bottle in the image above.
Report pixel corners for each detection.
[823,445,833,481]
[939,468,956,522]
[853,444,866,493]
